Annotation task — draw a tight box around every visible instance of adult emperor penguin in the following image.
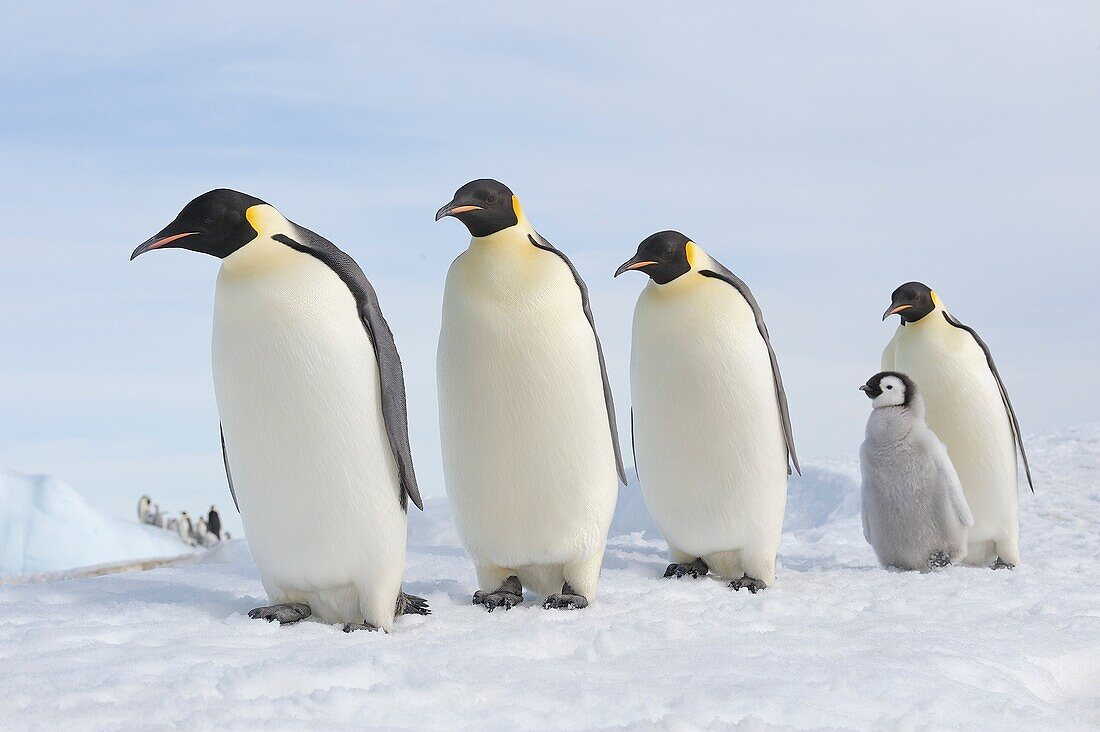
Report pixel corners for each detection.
[615,231,798,592]
[137,495,152,524]
[436,179,624,611]
[132,189,428,631]
[859,372,973,571]
[882,281,1033,569]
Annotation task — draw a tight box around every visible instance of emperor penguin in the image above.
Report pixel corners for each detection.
[137,495,152,524]
[132,189,429,631]
[435,179,624,611]
[178,511,194,546]
[194,516,209,547]
[882,281,1033,569]
[207,505,221,540]
[859,372,973,571]
[615,231,798,592]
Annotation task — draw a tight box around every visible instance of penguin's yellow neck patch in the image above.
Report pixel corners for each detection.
[245,204,286,237]
[931,291,942,309]
[685,241,701,269]
[511,195,525,223]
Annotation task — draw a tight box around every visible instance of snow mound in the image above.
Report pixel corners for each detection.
[0,468,190,576]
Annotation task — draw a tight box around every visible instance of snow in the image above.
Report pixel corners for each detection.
[0,468,192,576]
[1,425,1098,729]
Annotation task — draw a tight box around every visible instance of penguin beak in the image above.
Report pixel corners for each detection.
[131,231,199,260]
[435,200,483,221]
[882,303,913,321]
[614,257,658,277]
[859,385,871,393]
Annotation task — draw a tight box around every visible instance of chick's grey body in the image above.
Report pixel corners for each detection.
[859,374,973,571]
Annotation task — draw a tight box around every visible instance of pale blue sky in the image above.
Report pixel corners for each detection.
[2,3,1098,524]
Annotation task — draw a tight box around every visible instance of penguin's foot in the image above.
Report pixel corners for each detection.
[472,575,523,612]
[396,592,431,616]
[248,603,312,625]
[992,557,1016,570]
[728,575,767,594]
[542,582,589,610]
[663,558,709,579]
[342,622,380,633]
[928,551,952,570]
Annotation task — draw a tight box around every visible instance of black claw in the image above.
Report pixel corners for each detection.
[664,558,709,579]
[397,592,431,616]
[473,576,524,613]
[543,583,589,610]
[342,622,380,633]
[247,603,312,625]
[992,557,1016,570]
[728,575,767,594]
[928,550,952,569]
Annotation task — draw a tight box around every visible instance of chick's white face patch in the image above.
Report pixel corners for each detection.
[873,375,908,408]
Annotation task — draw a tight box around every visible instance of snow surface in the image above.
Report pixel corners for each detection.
[1,425,1098,729]
[0,468,192,576]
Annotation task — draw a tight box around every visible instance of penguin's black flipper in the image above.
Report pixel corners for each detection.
[220,425,239,512]
[698,263,800,476]
[942,311,1034,493]
[528,232,627,485]
[272,229,423,512]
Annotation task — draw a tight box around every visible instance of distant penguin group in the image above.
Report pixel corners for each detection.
[132,182,1033,631]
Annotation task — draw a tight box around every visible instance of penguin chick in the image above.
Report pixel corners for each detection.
[859,372,973,572]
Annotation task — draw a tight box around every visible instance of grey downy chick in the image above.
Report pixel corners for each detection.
[859,372,973,571]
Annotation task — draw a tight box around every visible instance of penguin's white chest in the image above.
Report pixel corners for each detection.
[437,234,617,568]
[211,238,405,621]
[630,276,788,556]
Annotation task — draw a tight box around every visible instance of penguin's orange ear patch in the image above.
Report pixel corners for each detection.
[512,195,524,221]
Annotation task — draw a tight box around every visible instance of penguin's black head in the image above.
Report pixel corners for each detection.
[883,281,936,323]
[435,179,519,238]
[614,230,693,284]
[131,189,267,261]
[860,371,916,408]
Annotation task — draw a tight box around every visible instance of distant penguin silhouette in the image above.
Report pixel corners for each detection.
[178,511,194,546]
[195,517,210,546]
[138,496,152,524]
[207,505,222,540]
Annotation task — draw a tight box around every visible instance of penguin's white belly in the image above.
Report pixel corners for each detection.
[631,280,787,557]
[212,239,405,626]
[437,245,617,571]
[893,326,1018,547]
